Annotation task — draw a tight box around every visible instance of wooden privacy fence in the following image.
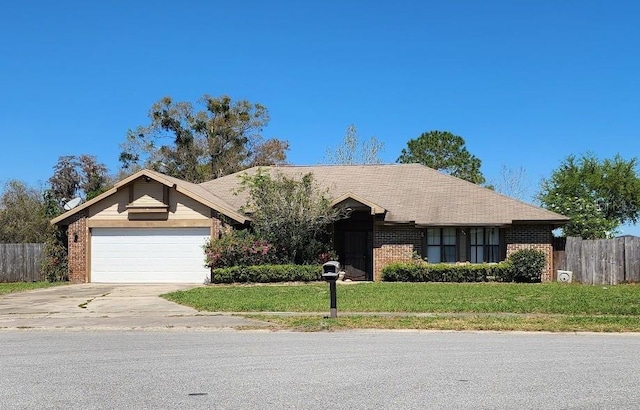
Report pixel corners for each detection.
[0,243,44,282]
[554,236,640,285]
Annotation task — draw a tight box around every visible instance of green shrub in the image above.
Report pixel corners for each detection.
[204,230,283,269]
[507,249,546,283]
[211,264,323,284]
[492,261,514,282]
[382,262,510,282]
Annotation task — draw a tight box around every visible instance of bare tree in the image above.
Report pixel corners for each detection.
[491,165,531,201]
[325,124,384,165]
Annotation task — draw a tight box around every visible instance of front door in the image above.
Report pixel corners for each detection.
[344,231,371,280]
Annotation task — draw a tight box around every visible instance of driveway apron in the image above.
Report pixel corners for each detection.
[0,284,271,330]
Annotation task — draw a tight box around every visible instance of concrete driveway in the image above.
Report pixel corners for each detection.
[0,284,272,331]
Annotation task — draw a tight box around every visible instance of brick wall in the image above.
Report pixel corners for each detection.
[505,224,554,282]
[373,225,423,281]
[67,212,88,283]
[372,224,555,282]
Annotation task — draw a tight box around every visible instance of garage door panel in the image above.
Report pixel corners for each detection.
[91,228,211,283]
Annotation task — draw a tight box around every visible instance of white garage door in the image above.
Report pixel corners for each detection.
[91,228,211,283]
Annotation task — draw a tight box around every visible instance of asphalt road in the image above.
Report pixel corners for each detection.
[1,330,639,409]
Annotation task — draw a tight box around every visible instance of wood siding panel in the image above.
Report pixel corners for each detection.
[170,192,211,220]
[88,189,129,219]
[133,180,164,203]
[88,189,211,221]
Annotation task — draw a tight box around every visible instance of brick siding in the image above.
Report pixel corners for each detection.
[373,225,423,281]
[372,224,555,282]
[505,224,554,282]
[67,212,88,283]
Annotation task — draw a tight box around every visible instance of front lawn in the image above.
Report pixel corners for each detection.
[0,282,62,296]
[163,282,640,315]
[162,282,640,332]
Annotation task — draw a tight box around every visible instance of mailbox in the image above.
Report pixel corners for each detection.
[322,261,340,275]
[321,261,340,318]
[322,272,339,281]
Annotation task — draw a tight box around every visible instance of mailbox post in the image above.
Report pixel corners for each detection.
[322,261,340,318]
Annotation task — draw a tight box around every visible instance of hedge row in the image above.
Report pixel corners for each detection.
[211,264,323,284]
[381,262,513,283]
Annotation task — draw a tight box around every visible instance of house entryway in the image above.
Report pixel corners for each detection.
[335,211,374,281]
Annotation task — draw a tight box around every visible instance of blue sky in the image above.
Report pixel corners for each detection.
[1,1,638,233]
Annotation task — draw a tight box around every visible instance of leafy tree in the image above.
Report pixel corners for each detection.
[237,170,345,264]
[41,190,68,281]
[247,136,290,167]
[45,155,107,280]
[397,130,486,184]
[0,180,49,243]
[120,95,289,182]
[49,155,109,202]
[324,124,384,164]
[538,153,640,239]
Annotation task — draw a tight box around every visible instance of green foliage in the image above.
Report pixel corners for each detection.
[0,182,68,281]
[41,190,68,282]
[0,282,62,296]
[0,180,50,243]
[381,262,510,282]
[546,195,617,239]
[211,264,323,284]
[120,94,289,182]
[539,153,640,238]
[397,130,486,184]
[507,249,546,283]
[238,170,343,264]
[204,230,281,269]
[164,282,640,316]
[41,234,68,282]
[324,124,384,164]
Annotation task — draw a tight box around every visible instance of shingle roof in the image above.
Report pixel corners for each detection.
[199,164,569,226]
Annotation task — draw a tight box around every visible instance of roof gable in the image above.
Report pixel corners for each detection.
[330,192,386,215]
[52,169,248,225]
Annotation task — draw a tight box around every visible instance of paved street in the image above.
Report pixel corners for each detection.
[1,331,639,409]
[0,284,270,330]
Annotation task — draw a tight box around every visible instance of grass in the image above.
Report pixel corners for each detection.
[163,282,640,315]
[162,282,640,332]
[0,282,62,296]
[247,314,640,333]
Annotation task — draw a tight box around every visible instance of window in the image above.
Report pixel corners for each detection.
[469,228,500,263]
[426,228,456,263]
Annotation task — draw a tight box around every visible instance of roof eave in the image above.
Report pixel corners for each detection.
[50,186,118,225]
[174,186,248,225]
[53,169,250,226]
[331,192,386,215]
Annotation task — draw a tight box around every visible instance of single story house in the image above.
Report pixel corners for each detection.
[52,164,569,283]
